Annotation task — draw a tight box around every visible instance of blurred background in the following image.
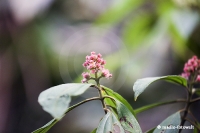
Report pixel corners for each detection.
[1,0,200,132]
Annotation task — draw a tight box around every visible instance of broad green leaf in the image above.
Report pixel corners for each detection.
[96,112,125,133]
[133,75,187,100]
[90,128,97,133]
[135,99,186,114]
[116,101,142,133]
[101,86,135,116]
[153,112,181,133]
[33,95,100,133]
[95,0,145,25]
[38,83,93,119]
[32,119,57,133]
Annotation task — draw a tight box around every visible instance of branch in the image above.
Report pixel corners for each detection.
[135,99,187,114]
[185,118,200,131]
[64,97,101,115]
[190,97,200,104]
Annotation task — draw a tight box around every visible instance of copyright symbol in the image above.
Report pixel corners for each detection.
[157,125,161,129]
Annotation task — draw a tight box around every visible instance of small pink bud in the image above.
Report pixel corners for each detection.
[81,78,87,83]
[89,56,94,60]
[83,62,87,67]
[90,69,96,74]
[196,75,200,82]
[101,60,106,65]
[192,56,197,60]
[91,51,95,55]
[91,55,97,60]
[181,73,190,79]
[108,74,112,78]
[89,60,94,63]
[97,53,102,58]
[82,72,90,79]
[86,56,89,59]
[96,64,100,69]
[101,69,112,79]
[184,67,189,72]
[97,58,101,63]
[193,62,198,68]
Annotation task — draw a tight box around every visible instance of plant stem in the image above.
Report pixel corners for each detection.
[64,97,101,115]
[188,111,199,124]
[103,95,116,101]
[190,97,200,103]
[95,72,107,114]
[179,73,197,133]
[135,99,187,114]
[179,92,192,133]
[185,118,200,131]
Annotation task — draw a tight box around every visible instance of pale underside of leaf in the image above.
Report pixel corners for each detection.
[96,112,125,133]
[153,112,181,133]
[38,83,93,119]
[133,75,187,100]
[116,101,142,133]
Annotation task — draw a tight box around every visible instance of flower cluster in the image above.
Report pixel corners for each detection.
[181,55,200,82]
[81,52,112,83]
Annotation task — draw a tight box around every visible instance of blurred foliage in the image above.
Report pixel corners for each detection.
[1,0,200,132]
[96,0,200,58]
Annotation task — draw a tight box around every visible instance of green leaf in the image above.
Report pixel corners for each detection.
[116,101,142,133]
[32,119,57,133]
[102,86,135,116]
[96,111,125,133]
[135,100,186,114]
[38,83,93,119]
[195,89,200,96]
[95,0,145,25]
[193,122,200,133]
[145,128,155,133]
[153,112,181,133]
[90,128,97,133]
[193,127,198,133]
[33,95,99,133]
[133,75,187,100]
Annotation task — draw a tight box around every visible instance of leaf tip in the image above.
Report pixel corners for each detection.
[134,97,137,101]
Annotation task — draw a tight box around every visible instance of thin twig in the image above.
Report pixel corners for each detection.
[188,110,199,124]
[103,95,116,101]
[190,97,200,104]
[135,99,187,114]
[185,118,200,131]
[179,72,198,133]
[64,97,101,115]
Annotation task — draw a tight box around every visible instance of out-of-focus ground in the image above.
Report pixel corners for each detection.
[0,0,200,132]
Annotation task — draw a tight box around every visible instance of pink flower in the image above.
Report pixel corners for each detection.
[101,60,106,65]
[91,51,95,55]
[102,69,112,78]
[81,52,112,83]
[82,72,90,79]
[181,73,190,79]
[97,53,102,58]
[181,55,200,82]
[81,78,87,83]
[196,75,200,82]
